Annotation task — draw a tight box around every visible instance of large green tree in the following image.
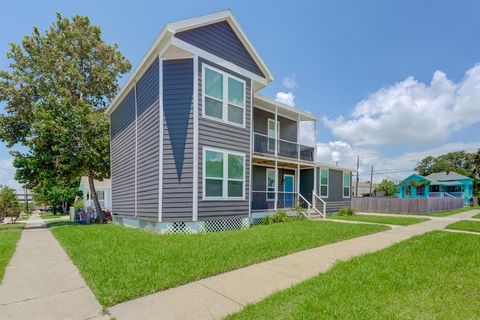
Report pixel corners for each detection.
[0,14,130,220]
[374,179,398,197]
[33,178,80,214]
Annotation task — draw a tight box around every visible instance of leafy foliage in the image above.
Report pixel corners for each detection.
[0,185,21,223]
[0,14,131,220]
[261,211,305,225]
[374,179,399,196]
[33,178,80,213]
[337,207,355,216]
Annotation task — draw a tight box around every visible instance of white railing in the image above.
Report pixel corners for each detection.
[312,191,326,219]
[447,192,464,198]
[298,193,312,219]
[253,132,315,162]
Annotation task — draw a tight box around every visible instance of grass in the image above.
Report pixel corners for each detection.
[429,206,479,217]
[473,213,480,219]
[0,223,25,282]
[40,213,69,220]
[49,220,388,307]
[446,220,480,233]
[227,231,480,320]
[328,214,429,226]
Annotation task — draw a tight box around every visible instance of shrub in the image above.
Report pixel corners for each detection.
[260,211,305,225]
[337,207,355,216]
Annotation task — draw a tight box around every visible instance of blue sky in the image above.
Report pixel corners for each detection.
[1,0,479,188]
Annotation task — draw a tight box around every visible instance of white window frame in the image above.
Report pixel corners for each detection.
[203,147,246,200]
[318,168,329,198]
[343,171,351,198]
[266,168,275,201]
[267,118,280,152]
[202,64,246,128]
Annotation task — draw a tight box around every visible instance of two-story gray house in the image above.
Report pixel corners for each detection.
[106,10,353,233]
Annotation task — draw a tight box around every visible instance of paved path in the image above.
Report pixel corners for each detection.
[0,213,107,320]
[109,209,479,320]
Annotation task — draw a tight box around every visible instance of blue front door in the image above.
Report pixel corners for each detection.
[284,175,294,208]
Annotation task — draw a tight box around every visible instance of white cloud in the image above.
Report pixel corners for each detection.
[0,158,22,192]
[322,64,480,146]
[275,91,295,106]
[282,75,298,89]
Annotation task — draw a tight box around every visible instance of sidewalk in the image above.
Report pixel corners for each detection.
[0,213,107,320]
[108,209,479,320]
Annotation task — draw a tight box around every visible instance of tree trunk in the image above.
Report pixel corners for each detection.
[88,172,105,222]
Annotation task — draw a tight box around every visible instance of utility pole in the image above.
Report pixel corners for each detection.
[355,155,359,198]
[369,166,374,196]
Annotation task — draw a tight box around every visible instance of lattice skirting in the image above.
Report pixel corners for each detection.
[114,216,250,234]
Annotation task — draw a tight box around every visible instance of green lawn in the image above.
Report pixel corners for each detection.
[429,206,479,217]
[328,214,429,226]
[473,213,480,219]
[227,231,480,320]
[446,220,480,233]
[49,220,388,307]
[0,223,25,282]
[41,213,69,220]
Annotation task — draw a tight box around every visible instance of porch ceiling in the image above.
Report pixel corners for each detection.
[252,157,314,169]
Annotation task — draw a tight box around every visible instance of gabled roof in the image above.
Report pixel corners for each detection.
[425,171,473,181]
[399,174,430,185]
[106,10,273,116]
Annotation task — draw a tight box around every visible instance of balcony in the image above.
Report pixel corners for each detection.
[253,133,315,162]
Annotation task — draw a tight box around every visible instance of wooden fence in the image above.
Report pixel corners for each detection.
[352,197,464,214]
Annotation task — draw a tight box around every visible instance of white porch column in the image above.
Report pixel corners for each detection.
[297,114,301,160]
[274,160,278,211]
[313,119,317,163]
[313,166,317,196]
[274,106,278,157]
[296,163,300,203]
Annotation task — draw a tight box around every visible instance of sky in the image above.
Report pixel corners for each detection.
[0,0,479,189]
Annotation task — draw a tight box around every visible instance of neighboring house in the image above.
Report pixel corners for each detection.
[79,177,112,211]
[353,181,379,197]
[106,10,353,233]
[398,171,473,204]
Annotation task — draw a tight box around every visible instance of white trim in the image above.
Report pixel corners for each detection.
[167,10,273,82]
[106,10,273,116]
[254,93,317,121]
[274,161,278,211]
[248,79,253,218]
[192,55,199,221]
[267,118,280,152]
[201,63,246,128]
[202,146,246,201]
[318,167,329,198]
[172,37,268,87]
[253,104,300,122]
[158,56,164,222]
[343,171,351,198]
[266,168,275,202]
[134,83,138,217]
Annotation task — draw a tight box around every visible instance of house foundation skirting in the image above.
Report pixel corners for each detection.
[113,216,250,234]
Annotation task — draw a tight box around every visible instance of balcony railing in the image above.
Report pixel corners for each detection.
[253,133,315,162]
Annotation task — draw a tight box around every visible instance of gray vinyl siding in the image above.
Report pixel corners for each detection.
[324,169,351,201]
[198,58,251,219]
[253,107,297,142]
[162,59,194,221]
[251,166,294,192]
[110,89,136,217]
[175,21,264,78]
[136,59,160,220]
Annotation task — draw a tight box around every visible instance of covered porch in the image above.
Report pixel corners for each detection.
[251,157,316,212]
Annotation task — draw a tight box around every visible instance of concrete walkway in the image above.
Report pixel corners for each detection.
[0,213,107,320]
[109,209,479,320]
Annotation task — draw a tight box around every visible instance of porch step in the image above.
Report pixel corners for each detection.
[326,200,352,213]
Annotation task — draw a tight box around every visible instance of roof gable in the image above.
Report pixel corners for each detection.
[175,21,264,77]
[399,174,430,185]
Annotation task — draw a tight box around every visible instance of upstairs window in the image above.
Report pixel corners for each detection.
[204,65,245,127]
[343,172,351,198]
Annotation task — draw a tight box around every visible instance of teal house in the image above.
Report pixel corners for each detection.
[398,171,474,204]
